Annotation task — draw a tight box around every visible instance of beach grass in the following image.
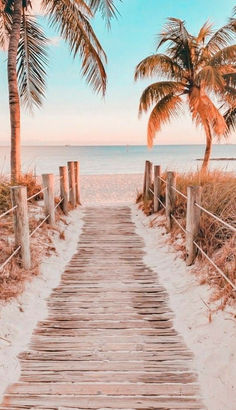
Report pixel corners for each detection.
[137,169,236,304]
[0,173,58,300]
[0,173,43,213]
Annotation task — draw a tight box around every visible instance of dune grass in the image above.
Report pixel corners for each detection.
[0,173,43,214]
[137,169,236,306]
[0,173,65,301]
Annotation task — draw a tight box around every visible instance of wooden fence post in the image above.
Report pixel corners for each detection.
[74,161,81,205]
[166,171,176,231]
[59,166,69,215]
[11,186,31,269]
[186,186,202,266]
[42,173,55,226]
[153,165,161,212]
[67,161,76,208]
[143,160,152,200]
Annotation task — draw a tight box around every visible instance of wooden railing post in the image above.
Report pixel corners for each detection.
[186,186,202,266]
[42,173,55,226]
[143,160,152,200]
[74,161,81,205]
[166,171,176,231]
[153,165,161,213]
[59,166,69,215]
[11,186,31,269]
[67,161,76,208]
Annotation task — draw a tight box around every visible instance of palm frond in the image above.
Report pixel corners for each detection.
[209,44,236,65]
[205,22,235,55]
[17,13,48,111]
[0,0,12,49]
[224,106,236,135]
[196,65,225,93]
[157,17,190,49]
[134,54,183,81]
[139,81,184,115]
[42,0,93,17]
[147,94,183,147]
[189,87,227,137]
[223,72,236,87]
[88,0,121,27]
[157,18,194,73]
[44,0,107,95]
[196,21,213,44]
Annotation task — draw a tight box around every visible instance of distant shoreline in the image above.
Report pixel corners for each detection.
[196,158,236,161]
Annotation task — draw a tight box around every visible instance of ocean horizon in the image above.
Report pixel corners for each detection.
[1,144,236,176]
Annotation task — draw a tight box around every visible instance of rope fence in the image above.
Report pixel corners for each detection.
[0,205,17,220]
[194,202,236,233]
[0,161,81,272]
[144,160,236,291]
[27,187,47,202]
[171,185,188,200]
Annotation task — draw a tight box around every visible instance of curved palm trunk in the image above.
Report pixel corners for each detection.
[8,0,22,182]
[201,121,212,172]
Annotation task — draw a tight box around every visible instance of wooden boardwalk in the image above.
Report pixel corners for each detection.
[0,206,204,409]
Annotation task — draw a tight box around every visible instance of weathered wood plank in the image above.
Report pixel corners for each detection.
[7,382,199,396]
[0,206,204,409]
[2,395,204,408]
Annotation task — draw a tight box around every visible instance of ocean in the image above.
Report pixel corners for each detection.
[0,144,236,176]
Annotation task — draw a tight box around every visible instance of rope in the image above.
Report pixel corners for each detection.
[144,166,236,290]
[30,197,64,237]
[0,205,17,220]
[171,213,186,233]
[27,187,47,202]
[193,240,236,291]
[30,215,50,237]
[194,202,236,233]
[171,185,187,200]
[149,188,166,209]
[157,176,167,184]
[170,212,236,290]
[54,198,64,209]
[0,246,21,272]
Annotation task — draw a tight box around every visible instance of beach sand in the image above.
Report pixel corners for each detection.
[0,173,235,410]
[80,173,142,205]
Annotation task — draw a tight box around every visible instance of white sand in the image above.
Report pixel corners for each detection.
[0,173,235,410]
[81,173,142,205]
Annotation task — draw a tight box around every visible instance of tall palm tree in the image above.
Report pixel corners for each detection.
[0,0,121,181]
[135,17,236,171]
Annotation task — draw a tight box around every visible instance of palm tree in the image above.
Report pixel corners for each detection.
[135,17,236,171]
[0,0,121,181]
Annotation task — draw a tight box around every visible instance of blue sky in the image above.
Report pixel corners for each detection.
[0,0,236,145]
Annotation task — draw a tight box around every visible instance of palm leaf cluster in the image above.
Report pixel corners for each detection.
[135,17,236,150]
[0,0,120,111]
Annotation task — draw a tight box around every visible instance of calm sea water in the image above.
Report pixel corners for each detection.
[0,145,236,176]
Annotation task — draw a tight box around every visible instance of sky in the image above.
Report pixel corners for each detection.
[0,0,236,146]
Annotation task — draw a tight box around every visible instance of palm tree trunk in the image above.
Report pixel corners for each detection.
[201,122,212,172]
[8,0,22,182]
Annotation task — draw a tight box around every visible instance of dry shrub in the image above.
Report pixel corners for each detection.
[137,169,236,305]
[0,243,40,300]
[0,173,43,214]
[0,173,67,301]
[18,173,43,201]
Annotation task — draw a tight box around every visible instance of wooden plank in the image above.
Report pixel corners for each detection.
[0,205,204,409]
[2,395,204,408]
[7,382,200,395]
[18,350,193,361]
[20,370,198,383]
